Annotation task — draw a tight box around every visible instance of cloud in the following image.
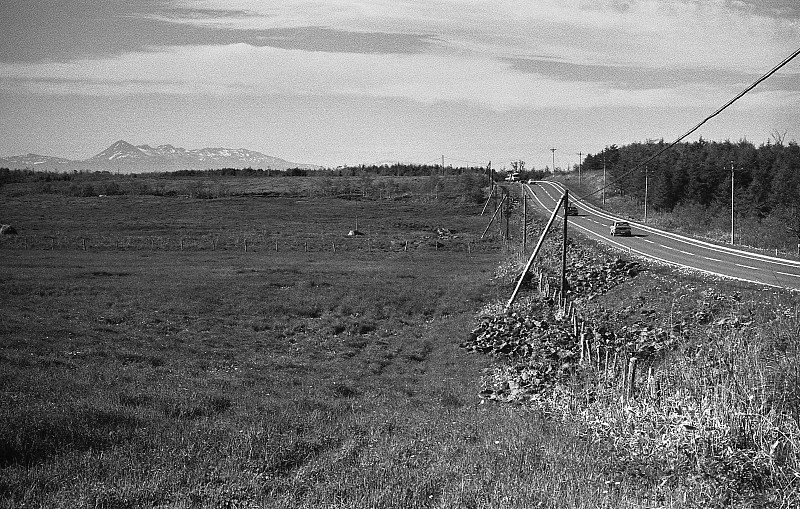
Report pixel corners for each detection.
[1,43,796,112]
[167,0,799,70]
[1,0,797,113]
[507,58,800,92]
[232,27,438,54]
[0,1,434,63]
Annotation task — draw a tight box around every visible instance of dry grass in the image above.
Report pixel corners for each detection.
[0,182,658,508]
[4,177,798,507]
[492,194,800,506]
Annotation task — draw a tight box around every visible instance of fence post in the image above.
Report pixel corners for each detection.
[626,357,638,400]
[83,238,87,251]
[275,240,278,252]
[212,238,216,251]
[333,242,336,253]
[180,238,184,251]
[245,239,248,252]
[405,240,408,252]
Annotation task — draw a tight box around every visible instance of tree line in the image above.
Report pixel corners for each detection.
[0,163,489,184]
[582,137,800,240]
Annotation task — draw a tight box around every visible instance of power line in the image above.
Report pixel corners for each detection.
[582,46,800,201]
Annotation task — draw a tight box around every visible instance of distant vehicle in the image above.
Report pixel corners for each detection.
[506,172,521,182]
[566,205,579,216]
[610,221,632,236]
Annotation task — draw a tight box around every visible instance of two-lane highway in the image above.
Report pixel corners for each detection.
[526,181,800,290]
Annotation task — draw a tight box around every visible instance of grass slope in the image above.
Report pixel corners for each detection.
[0,190,651,508]
[3,182,797,507]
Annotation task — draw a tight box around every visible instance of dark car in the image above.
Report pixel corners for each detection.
[566,205,579,216]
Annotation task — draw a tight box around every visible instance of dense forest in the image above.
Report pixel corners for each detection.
[582,137,800,240]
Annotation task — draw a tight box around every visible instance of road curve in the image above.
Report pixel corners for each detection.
[525,180,800,291]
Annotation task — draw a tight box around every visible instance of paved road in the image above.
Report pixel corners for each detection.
[525,181,800,290]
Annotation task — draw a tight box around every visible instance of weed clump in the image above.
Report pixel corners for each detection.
[473,245,800,505]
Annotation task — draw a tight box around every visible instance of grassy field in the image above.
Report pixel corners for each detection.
[0,187,640,508]
[2,178,799,507]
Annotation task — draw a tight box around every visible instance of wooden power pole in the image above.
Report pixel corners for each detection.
[522,183,527,252]
[561,190,569,300]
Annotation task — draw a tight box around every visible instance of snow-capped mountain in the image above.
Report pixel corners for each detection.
[0,140,321,173]
[91,140,150,161]
[0,153,73,167]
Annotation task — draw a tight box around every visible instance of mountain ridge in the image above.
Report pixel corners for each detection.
[0,140,321,173]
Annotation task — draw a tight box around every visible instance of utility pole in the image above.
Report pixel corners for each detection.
[602,153,606,205]
[522,183,527,252]
[731,161,735,245]
[561,190,569,300]
[643,165,648,223]
[576,152,582,186]
[489,162,495,209]
[550,148,557,173]
[505,196,510,239]
[441,155,445,175]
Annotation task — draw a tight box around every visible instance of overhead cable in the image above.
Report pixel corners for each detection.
[582,46,800,200]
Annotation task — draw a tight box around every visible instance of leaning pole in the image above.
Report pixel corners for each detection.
[505,190,567,313]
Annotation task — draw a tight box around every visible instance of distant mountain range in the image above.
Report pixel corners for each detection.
[0,140,321,173]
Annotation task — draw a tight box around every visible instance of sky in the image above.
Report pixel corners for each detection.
[0,0,798,170]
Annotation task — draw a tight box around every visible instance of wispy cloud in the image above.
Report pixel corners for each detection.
[165,0,799,69]
[507,58,800,92]
[1,0,798,164]
[1,43,796,112]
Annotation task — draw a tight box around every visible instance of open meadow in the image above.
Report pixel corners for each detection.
[2,175,800,508]
[0,181,640,508]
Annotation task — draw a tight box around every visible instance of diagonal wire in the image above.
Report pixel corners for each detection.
[581,46,800,201]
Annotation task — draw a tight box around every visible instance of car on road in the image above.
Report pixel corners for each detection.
[566,205,579,216]
[610,221,632,236]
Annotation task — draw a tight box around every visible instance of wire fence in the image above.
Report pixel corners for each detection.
[0,233,515,254]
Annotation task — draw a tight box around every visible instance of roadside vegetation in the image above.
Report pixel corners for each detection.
[477,203,800,507]
[2,173,799,507]
[561,136,800,255]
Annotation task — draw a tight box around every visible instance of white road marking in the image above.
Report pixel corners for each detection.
[562,214,782,289]
[678,250,694,256]
[776,271,800,279]
[643,239,655,244]
[539,180,800,271]
[704,257,724,262]
[663,245,675,250]
[735,263,760,271]
[527,183,787,289]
